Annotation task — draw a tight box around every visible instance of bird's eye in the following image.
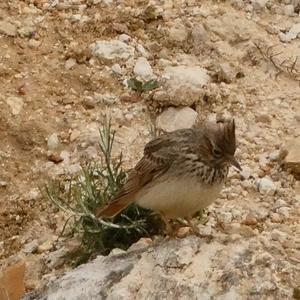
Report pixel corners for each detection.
[213,148,222,157]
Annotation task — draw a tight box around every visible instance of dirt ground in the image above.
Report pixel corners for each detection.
[0,0,300,298]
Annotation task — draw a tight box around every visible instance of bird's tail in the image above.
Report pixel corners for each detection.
[96,194,134,218]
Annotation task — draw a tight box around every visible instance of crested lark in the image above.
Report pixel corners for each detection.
[96,117,241,235]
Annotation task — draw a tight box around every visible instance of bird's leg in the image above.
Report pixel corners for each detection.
[185,217,201,236]
[159,212,174,237]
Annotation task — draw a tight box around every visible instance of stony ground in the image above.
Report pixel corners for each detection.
[0,0,300,299]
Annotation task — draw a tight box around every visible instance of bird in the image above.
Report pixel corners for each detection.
[96,117,241,235]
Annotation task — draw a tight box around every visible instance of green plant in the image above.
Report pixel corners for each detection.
[45,118,163,265]
[127,78,159,93]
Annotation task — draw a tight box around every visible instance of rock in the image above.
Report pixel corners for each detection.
[0,20,17,36]
[90,40,135,61]
[94,93,118,105]
[6,96,24,115]
[216,62,239,83]
[37,240,54,253]
[0,180,8,187]
[255,113,271,124]
[191,24,209,45]
[111,63,123,75]
[156,66,210,106]
[133,57,153,79]
[65,58,77,70]
[45,247,68,269]
[279,23,300,42]
[25,188,41,201]
[28,39,41,48]
[70,130,81,142]
[156,107,198,132]
[283,4,295,16]
[243,214,258,226]
[251,0,269,10]
[23,240,39,254]
[169,23,188,42]
[270,213,282,223]
[257,177,277,195]
[283,137,300,178]
[47,133,59,150]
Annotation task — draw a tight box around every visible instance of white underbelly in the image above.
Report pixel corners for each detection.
[136,177,223,218]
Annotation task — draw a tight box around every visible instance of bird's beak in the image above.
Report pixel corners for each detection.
[230,157,242,171]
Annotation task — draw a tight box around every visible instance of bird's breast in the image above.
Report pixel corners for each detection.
[136,175,223,218]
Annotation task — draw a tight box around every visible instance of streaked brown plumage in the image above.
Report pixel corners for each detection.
[96,117,241,232]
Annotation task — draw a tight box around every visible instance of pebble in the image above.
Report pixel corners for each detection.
[6,96,24,115]
[37,240,54,253]
[28,39,41,48]
[283,137,300,178]
[243,214,258,226]
[65,58,77,70]
[270,213,282,223]
[47,133,59,150]
[0,181,8,187]
[0,20,17,36]
[169,23,188,42]
[111,63,123,75]
[277,207,290,218]
[257,177,277,195]
[156,66,210,106]
[271,229,288,242]
[90,40,135,61]
[255,113,271,124]
[156,107,198,132]
[133,57,153,79]
[23,240,39,254]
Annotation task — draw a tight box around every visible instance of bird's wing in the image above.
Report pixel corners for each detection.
[96,129,193,218]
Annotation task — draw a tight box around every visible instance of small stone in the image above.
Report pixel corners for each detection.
[277,206,290,218]
[217,63,238,83]
[283,137,300,178]
[111,63,123,75]
[48,153,64,164]
[257,177,277,195]
[17,25,35,38]
[0,181,8,187]
[271,229,288,242]
[47,133,59,150]
[0,20,17,36]
[243,214,258,225]
[218,211,233,223]
[279,23,300,42]
[25,188,41,201]
[156,107,198,132]
[273,199,287,209]
[157,66,210,106]
[45,247,68,269]
[251,0,268,10]
[6,96,24,115]
[65,58,77,70]
[23,240,39,254]
[94,93,118,105]
[270,212,282,223]
[90,40,134,61]
[133,57,153,79]
[118,34,131,43]
[82,96,96,109]
[28,39,41,48]
[169,23,188,42]
[70,130,81,142]
[176,227,191,238]
[37,240,53,253]
[283,4,295,16]
[255,113,271,124]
